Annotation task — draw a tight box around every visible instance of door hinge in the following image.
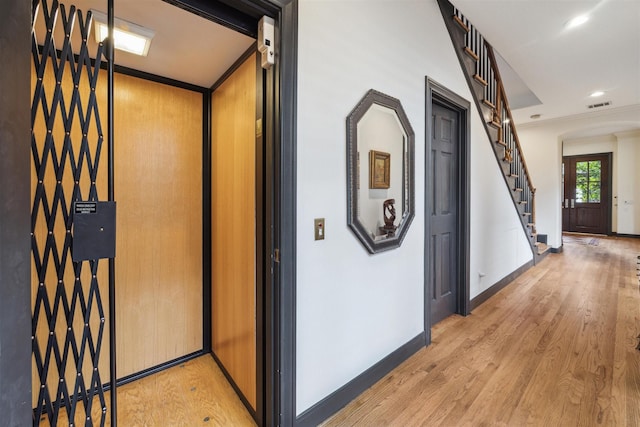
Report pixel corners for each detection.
[273,248,280,263]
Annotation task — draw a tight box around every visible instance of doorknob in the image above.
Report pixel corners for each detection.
[571,199,575,208]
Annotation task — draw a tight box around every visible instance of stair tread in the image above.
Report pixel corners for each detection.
[453,15,470,32]
[482,99,496,109]
[464,47,479,61]
[474,74,488,86]
[536,242,550,255]
[496,139,507,146]
[514,188,523,192]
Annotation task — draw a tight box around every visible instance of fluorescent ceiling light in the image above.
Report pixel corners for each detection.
[565,15,589,29]
[91,10,155,56]
[590,91,605,97]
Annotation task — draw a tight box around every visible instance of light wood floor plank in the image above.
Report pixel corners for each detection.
[323,235,640,426]
[37,355,255,426]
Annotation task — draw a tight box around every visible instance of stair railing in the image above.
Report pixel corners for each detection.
[454,7,537,230]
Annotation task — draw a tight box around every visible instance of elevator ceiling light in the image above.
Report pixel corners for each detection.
[565,14,589,29]
[91,10,155,57]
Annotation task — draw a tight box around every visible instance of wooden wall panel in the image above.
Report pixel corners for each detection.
[211,54,257,410]
[114,73,203,378]
[32,60,203,408]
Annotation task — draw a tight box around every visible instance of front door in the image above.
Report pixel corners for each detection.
[430,103,459,325]
[562,153,611,234]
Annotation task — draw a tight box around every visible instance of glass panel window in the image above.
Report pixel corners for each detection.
[588,160,601,202]
[574,160,602,203]
[576,175,588,203]
[589,162,601,181]
[576,161,588,176]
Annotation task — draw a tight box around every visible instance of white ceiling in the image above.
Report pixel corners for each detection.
[451,0,640,135]
[47,0,639,135]
[64,0,254,88]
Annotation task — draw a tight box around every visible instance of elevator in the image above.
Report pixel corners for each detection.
[30,0,276,425]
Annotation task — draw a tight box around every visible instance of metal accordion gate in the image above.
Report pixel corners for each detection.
[31,0,115,425]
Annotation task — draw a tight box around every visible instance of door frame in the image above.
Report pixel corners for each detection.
[0,0,31,424]
[562,152,613,235]
[424,77,470,343]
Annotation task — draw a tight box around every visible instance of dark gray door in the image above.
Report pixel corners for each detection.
[430,103,459,325]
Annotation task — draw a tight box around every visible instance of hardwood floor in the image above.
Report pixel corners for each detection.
[323,235,640,426]
[37,355,256,426]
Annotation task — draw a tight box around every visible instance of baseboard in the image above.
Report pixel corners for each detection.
[116,350,204,387]
[470,260,534,311]
[550,245,563,253]
[611,233,640,239]
[295,333,426,427]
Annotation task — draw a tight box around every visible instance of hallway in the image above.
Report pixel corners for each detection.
[324,236,640,426]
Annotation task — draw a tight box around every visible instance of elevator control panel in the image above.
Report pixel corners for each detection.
[72,201,116,262]
[258,16,275,69]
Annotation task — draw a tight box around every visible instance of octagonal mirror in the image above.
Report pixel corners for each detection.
[347,89,415,253]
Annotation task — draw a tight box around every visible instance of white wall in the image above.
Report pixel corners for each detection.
[468,114,533,298]
[296,0,533,415]
[516,126,563,247]
[616,131,640,234]
[518,105,640,246]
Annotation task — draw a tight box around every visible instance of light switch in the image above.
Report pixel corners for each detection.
[314,218,325,240]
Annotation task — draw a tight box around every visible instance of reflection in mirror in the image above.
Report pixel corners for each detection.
[357,104,407,237]
[347,89,415,253]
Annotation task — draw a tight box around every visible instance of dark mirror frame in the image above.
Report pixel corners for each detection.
[346,89,415,253]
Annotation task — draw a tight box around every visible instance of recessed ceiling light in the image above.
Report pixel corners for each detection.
[590,91,605,97]
[91,10,155,56]
[565,15,589,29]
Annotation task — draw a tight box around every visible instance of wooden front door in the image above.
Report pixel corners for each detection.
[562,153,611,234]
[430,103,459,325]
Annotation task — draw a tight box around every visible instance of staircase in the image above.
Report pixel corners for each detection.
[437,0,549,263]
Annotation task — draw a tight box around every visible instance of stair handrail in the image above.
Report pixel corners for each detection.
[485,44,536,204]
